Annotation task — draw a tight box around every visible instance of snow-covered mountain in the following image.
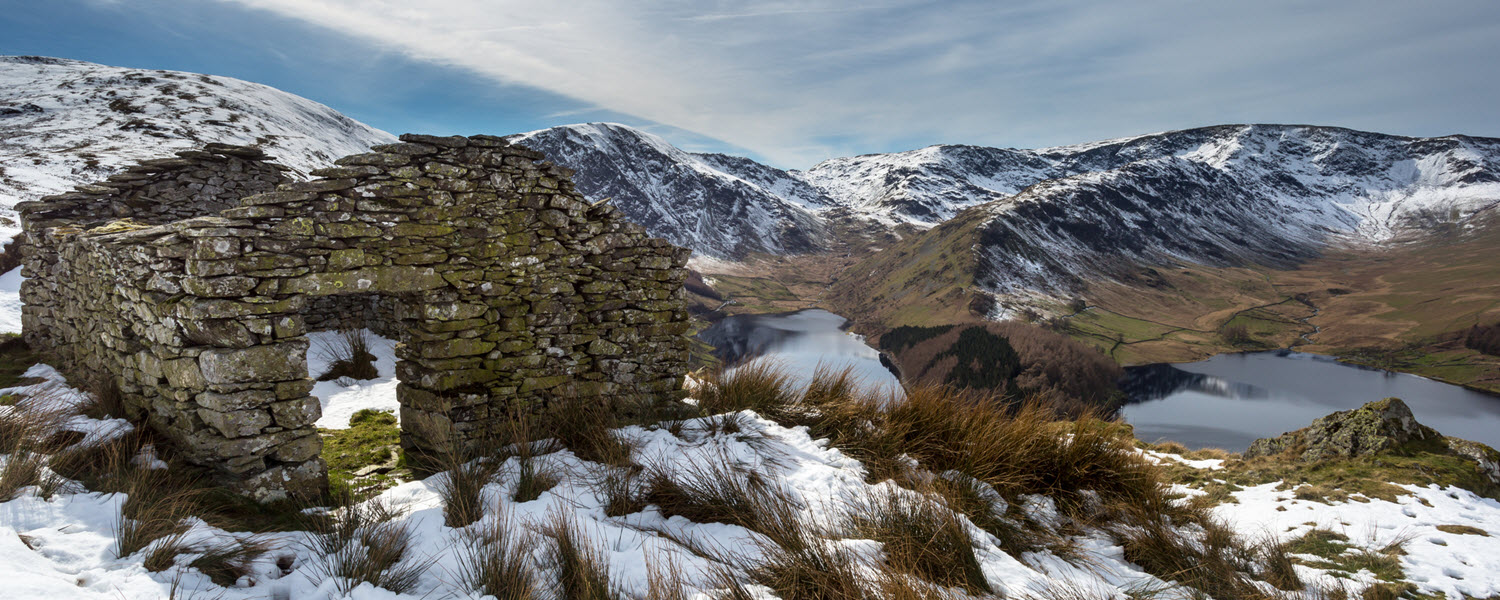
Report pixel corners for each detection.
[846,125,1500,299]
[508,123,831,259]
[800,125,1500,234]
[0,56,394,240]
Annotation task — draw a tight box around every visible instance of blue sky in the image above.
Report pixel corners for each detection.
[2,0,1498,168]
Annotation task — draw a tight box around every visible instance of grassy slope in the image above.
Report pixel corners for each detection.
[802,208,1500,392]
[821,207,992,334]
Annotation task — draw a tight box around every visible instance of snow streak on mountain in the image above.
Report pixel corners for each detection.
[0,56,394,240]
[509,123,831,259]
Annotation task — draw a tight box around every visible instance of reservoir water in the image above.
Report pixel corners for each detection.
[695,309,900,393]
[1121,350,1500,451]
[696,310,1500,452]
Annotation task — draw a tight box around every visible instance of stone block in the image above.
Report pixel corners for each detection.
[199,341,309,384]
[198,407,273,438]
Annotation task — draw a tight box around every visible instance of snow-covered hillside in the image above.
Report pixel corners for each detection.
[0,56,394,241]
[801,125,1500,235]
[508,122,1500,279]
[509,123,831,259]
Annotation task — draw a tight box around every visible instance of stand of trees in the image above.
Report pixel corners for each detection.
[879,321,1123,411]
[1465,322,1500,356]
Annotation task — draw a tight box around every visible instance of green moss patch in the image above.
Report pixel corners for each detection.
[320,408,404,496]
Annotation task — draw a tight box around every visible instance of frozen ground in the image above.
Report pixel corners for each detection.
[1,364,1498,599]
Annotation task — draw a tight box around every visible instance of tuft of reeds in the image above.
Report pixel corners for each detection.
[455,510,537,600]
[189,536,273,587]
[643,456,803,548]
[643,553,690,600]
[306,497,433,595]
[695,360,799,419]
[846,488,991,594]
[435,451,498,528]
[547,395,637,468]
[513,457,561,503]
[314,329,379,382]
[597,468,646,517]
[540,509,619,600]
[114,465,207,558]
[1255,536,1303,591]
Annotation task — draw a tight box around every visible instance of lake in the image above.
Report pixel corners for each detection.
[694,309,901,394]
[1121,350,1500,451]
[696,311,1500,452]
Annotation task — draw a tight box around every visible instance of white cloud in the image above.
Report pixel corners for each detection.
[220,0,1500,167]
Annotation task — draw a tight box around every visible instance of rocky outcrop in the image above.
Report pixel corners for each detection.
[1245,398,1439,461]
[1245,398,1500,487]
[17,135,693,501]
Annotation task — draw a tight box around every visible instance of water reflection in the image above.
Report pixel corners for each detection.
[695,309,900,394]
[1121,351,1500,451]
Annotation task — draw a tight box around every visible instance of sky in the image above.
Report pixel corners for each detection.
[1,0,1498,168]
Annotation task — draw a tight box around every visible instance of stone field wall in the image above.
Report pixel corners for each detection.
[16,134,692,501]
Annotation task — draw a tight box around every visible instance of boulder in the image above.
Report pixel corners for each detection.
[1245,398,1438,461]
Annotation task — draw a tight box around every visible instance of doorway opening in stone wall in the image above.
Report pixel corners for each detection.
[302,293,411,491]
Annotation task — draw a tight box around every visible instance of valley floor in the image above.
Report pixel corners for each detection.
[686,222,1500,395]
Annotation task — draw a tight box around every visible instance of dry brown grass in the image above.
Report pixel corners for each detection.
[188,536,273,587]
[846,488,991,594]
[548,395,637,468]
[539,509,620,600]
[455,509,538,600]
[686,365,1300,599]
[695,360,800,419]
[513,457,561,503]
[642,455,804,548]
[306,497,433,595]
[435,451,499,528]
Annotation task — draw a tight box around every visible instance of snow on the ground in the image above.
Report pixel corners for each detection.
[0,266,23,334]
[4,359,1500,599]
[306,330,401,429]
[1216,482,1500,598]
[0,364,132,448]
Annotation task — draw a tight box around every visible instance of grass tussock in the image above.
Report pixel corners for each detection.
[846,488,991,594]
[548,395,637,468]
[514,457,561,503]
[314,329,379,382]
[597,469,646,517]
[736,510,871,600]
[687,364,1304,600]
[643,455,802,547]
[306,497,433,595]
[695,359,799,419]
[188,536,273,587]
[541,509,620,600]
[113,464,208,558]
[1255,537,1304,591]
[435,450,498,528]
[643,553,690,600]
[456,510,537,600]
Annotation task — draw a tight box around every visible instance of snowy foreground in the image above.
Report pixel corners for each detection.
[1,365,1499,599]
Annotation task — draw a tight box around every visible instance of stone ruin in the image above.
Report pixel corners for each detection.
[15,135,692,501]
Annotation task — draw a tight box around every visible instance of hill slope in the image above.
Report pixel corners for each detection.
[824,125,1500,327]
[0,55,395,241]
[509,123,831,259]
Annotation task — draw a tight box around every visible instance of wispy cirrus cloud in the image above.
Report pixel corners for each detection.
[220,0,1500,167]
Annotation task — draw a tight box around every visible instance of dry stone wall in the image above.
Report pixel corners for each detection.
[16,134,693,501]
